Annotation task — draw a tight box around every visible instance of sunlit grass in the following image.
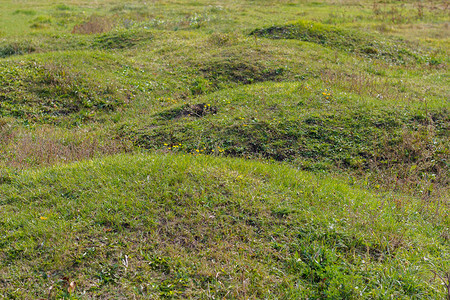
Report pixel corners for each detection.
[0,0,449,298]
[1,153,448,298]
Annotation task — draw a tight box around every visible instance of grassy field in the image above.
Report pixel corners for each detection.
[0,0,449,298]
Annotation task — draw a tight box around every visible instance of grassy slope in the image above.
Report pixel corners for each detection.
[0,0,449,298]
[1,154,449,298]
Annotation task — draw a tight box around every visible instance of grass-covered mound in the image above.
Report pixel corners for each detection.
[127,82,449,196]
[0,153,448,298]
[0,41,36,58]
[251,20,442,65]
[0,29,153,58]
[0,56,129,124]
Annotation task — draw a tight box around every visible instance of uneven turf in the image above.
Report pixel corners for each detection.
[0,0,449,298]
[1,154,449,298]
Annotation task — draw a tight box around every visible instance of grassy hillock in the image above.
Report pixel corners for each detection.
[0,29,153,58]
[0,59,128,124]
[128,81,449,195]
[1,154,449,298]
[250,20,443,65]
[0,0,449,298]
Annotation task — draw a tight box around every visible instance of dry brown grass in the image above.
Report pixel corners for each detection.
[0,125,131,169]
[72,14,116,34]
[0,118,15,145]
[367,124,449,200]
[320,68,411,102]
[371,0,449,24]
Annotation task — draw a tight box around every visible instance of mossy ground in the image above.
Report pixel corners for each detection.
[0,0,449,298]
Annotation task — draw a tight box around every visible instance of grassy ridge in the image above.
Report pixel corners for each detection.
[1,153,449,298]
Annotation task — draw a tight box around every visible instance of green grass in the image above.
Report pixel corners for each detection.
[0,58,127,124]
[128,81,448,195]
[250,20,445,65]
[0,0,449,298]
[1,153,449,298]
[0,28,153,59]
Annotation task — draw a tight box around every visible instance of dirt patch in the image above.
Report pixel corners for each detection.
[182,103,218,117]
[158,103,218,120]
